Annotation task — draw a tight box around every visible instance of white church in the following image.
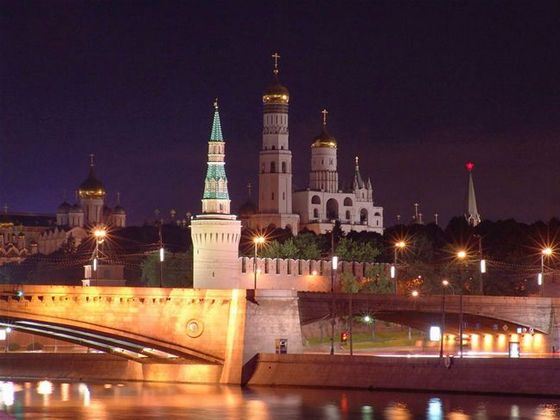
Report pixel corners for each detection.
[242,54,384,234]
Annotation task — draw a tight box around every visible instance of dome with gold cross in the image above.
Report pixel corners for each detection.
[312,109,337,148]
[262,52,289,105]
[78,156,106,199]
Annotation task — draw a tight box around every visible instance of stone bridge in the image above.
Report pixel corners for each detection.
[298,292,558,336]
[0,285,303,383]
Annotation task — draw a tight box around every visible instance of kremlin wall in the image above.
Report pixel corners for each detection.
[237,256,388,291]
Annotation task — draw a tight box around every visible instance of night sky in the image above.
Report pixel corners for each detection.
[2,1,560,226]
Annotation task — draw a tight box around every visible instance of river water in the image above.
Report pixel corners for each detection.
[1,380,559,419]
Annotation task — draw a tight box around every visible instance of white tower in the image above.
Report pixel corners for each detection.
[249,53,299,232]
[191,100,242,289]
[309,109,339,192]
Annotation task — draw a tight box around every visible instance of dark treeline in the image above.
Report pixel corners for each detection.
[242,217,560,296]
[3,217,559,296]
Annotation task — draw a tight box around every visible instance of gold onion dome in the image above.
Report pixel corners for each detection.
[79,165,106,199]
[312,109,336,148]
[312,127,337,148]
[263,76,289,104]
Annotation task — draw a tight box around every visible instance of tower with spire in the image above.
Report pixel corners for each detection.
[191,100,242,289]
[465,162,481,226]
[248,52,299,232]
[202,100,231,215]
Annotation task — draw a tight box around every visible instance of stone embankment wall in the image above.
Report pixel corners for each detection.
[247,353,560,396]
[0,353,223,383]
[237,257,389,291]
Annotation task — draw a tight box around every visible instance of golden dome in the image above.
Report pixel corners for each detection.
[312,127,337,148]
[78,166,106,199]
[263,76,289,105]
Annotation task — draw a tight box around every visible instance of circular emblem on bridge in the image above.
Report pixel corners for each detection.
[186,319,204,338]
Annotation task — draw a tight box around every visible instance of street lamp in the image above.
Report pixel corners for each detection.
[456,250,467,358]
[330,255,338,356]
[253,236,265,290]
[411,290,419,298]
[540,247,553,296]
[92,227,107,281]
[392,241,407,294]
[439,279,451,358]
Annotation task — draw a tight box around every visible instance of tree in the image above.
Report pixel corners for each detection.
[335,238,380,262]
[361,265,393,294]
[141,251,193,287]
[293,233,322,260]
[340,272,360,293]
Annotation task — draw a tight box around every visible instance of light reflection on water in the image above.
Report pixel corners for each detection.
[0,380,559,419]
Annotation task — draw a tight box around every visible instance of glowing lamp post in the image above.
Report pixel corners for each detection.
[253,236,265,290]
[330,255,338,356]
[392,241,407,294]
[540,247,553,296]
[456,250,467,358]
[439,279,451,358]
[92,228,107,281]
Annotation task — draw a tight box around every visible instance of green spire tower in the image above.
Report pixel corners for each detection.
[202,99,230,214]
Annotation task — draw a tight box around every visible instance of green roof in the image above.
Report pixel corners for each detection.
[210,107,223,142]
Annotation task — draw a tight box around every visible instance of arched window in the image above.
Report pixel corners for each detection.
[374,212,381,216]
[345,210,351,220]
[360,209,368,224]
[282,162,287,173]
[313,208,319,219]
[311,195,321,205]
[270,162,276,173]
[272,145,276,150]
[271,192,275,201]
[326,199,339,220]
[343,197,353,206]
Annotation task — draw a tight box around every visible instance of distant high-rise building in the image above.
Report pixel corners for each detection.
[465,162,481,227]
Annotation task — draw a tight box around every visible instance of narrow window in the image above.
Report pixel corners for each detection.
[271,161,276,173]
[282,162,287,173]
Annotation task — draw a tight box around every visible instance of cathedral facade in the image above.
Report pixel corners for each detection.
[245,55,384,235]
[0,157,126,265]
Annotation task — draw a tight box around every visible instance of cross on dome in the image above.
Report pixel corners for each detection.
[89,154,95,167]
[272,52,280,75]
[322,109,328,126]
[214,97,219,110]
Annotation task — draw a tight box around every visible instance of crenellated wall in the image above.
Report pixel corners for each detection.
[237,256,389,291]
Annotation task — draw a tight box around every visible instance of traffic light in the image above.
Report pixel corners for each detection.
[340,331,349,344]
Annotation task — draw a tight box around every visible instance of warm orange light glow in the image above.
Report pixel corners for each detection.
[253,236,265,245]
[442,279,449,286]
[93,227,107,243]
[311,270,318,276]
[411,290,419,297]
[456,250,467,260]
[542,247,553,256]
[395,241,406,249]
